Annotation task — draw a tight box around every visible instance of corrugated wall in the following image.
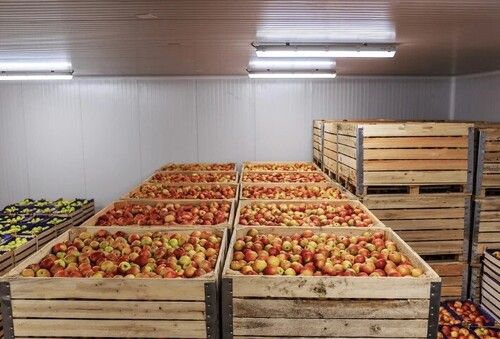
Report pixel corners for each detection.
[453,72,500,122]
[0,76,451,208]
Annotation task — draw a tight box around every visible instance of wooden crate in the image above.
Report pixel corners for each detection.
[123,182,239,201]
[475,128,500,197]
[428,260,468,299]
[471,197,500,263]
[335,122,475,195]
[312,120,323,166]
[362,193,472,259]
[145,171,239,185]
[0,226,228,338]
[480,249,500,321]
[81,199,236,229]
[221,226,441,338]
[157,162,237,172]
[240,170,331,184]
[241,161,320,172]
[239,182,357,200]
[234,199,382,228]
[322,121,338,179]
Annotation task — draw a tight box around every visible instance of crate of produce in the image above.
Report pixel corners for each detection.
[234,199,382,228]
[221,226,441,338]
[124,183,239,201]
[240,182,357,200]
[313,120,324,167]
[0,215,31,225]
[157,162,237,172]
[0,226,228,338]
[429,261,469,300]
[471,198,500,263]
[82,199,236,228]
[334,121,474,196]
[146,171,239,185]
[475,128,500,197]
[322,120,338,179]
[480,250,499,321]
[241,170,330,183]
[242,161,320,172]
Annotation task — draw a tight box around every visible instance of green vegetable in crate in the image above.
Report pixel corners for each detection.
[47,218,66,225]
[0,237,28,251]
[28,217,44,224]
[0,215,27,224]
[3,206,19,213]
[18,198,34,206]
[57,206,76,214]
[0,224,23,235]
[25,226,50,235]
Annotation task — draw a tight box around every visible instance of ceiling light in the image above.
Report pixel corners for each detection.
[0,61,72,71]
[249,58,335,69]
[254,43,396,58]
[0,72,74,81]
[247,70,336,79]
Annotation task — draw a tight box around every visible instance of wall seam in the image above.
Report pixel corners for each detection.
[449,76,456,120]
[136,79,143,180]
[77,80,88,196]
[194,79,200,162]
[20,82,31,196]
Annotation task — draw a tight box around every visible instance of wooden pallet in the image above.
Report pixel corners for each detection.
[0,226,227,338]
[123,182,239,201]
[146,170,239,185]
[471,197,500,264]
[480,250,500,321]
[334,121,475,196]
[427,260,468,300]
[362,193,471,258]
[221,226,441,338]
[475,128,500,197]
[157,162,237,172]
[234,199,382,228]
[239,182,357,200]
[82,199,236,229]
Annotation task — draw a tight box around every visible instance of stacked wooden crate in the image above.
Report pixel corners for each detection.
[323,121,475,299]
[312,120,323,168]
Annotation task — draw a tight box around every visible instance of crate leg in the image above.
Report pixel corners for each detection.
[205,282,218,339]
[221,277,233,339]
[427,281,441,339]
[0,282,13,339]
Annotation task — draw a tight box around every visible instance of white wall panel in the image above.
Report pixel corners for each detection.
[138,80,197,178]
[454,72,500,122]
[80,79,141,208]
[196,79,256,162]
[22,82,85,200]
[0,84,29,207]
[255,80,312,161]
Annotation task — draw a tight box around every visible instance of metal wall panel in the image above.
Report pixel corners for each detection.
[454,72,500,122]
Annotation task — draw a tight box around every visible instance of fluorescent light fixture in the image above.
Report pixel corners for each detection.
[249,58,335,69]
[247,70,336,79]
[0,72,74,81]
[254,43,396,58]
[0,61,72,71]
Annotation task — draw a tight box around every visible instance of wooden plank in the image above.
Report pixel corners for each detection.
[485,141,500,152]
[483,162,500,172]
[480,211,500,221]
[441,276,463,286]
[324,132,337,142]
[323,147,337,159]
[338,153,357,169]
[364,159,467,171]
[407,241,464,255]
[12,300,206,320]
[323,122,337,133]
[382,219,465,231]
[337,144,356,158]
[396,229,464,241]
[233,318,428,338]
[13,319,207,338]
[478,232,500,243]
[363,194,468,209]
[337,123,357,136]
[323,139,336,151]
[478,221,500,232]
[364,171,468,185]
[441,286,462,297]
[364,136,468,148]
[233,299,429,319]
[482,174,500,187]
[484,129,500,141]
[364,148,468,160]
[338,163,357,182]
[337,134,356,148]
[371,208,465,220]
[362,123,471,137]
[484,152,500,162]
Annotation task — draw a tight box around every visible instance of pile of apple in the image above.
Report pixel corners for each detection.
[96,202,231,226]
[21,229,221,278]
[239,202,373,227]
[149,172,237,184]
[244,163,317,172]
[447,301,491,327]
[438,326,475,339]
[229,229,424,277]
[439,306,461,326]
[242,172,328,183]
[130,184,236,200]
[474,327,499,338]
[242,185,348,200]
[160,163,235,171]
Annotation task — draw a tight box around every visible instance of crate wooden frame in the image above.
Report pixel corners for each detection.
[0,226,228,338]
[81,199,236,229]
[240,170,331,184]
[428,260,468,299]
[471,197,500,263]
[221,226,441,338]
[123,182,240,201]
[332,122,475,195]
[475,128,500,197]
[480,249,499,321]
[239,182,357,201]
[362,193,472,259]
[145,171,239,185]
[241,161,321,172]
[156,162,237,172]
[234,199,382,228]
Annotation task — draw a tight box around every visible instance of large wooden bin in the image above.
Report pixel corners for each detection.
[221,226,441,338]
[0,226,228,338]
[239,182,357,201]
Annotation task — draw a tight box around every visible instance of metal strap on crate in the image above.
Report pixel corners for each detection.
[204,282,218,339]
[475,131,486,195]
[355,127,364,196]
[0,282,13,339]
[466,127,476,193]
[221,277,233,339]
[427,281,442,338]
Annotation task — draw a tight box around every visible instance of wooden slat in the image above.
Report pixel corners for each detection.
[364,136,468,148]
[233,318,428,338]
[484,152,500,162]
[371,208,465,220]
[363,194,467,209]
[478,221,500,232]
[324,132,337,142]
[397,229,464,241]
[441,286,462,297]
[323,139,336,151]
[428,261,466,276]
[364,148,468,160]
[364,159,467,171]
[233,299,429,319]
[362,123,470,137]
[478,232,500,243]
[364,171,468,185]
[337,134,356,147]
[13,319,207,338]
[480,211,500,221]
[406,241,464,255]
[485,141,500,152]
[337,144,356,158]
[12,300,206,319]
[482,174,500,187]
[383,219,464,231]
[323,122,337,133]
[338,153,357,169]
